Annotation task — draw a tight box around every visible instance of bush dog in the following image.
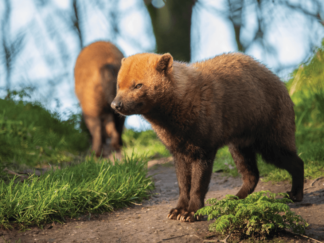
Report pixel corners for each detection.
[75,41,125,157]
[111,52,304,222]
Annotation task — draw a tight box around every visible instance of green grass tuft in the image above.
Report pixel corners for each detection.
[196,191,308,238]
[0,154,153,229]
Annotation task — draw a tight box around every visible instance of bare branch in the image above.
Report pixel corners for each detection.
[277,0,321,21]
[72,0,83,48]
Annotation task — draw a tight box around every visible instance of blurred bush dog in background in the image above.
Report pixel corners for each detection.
[75,41,125,157]
[111,52,304,222]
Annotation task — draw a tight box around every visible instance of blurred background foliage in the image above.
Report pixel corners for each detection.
[0,0,323,116]
[0,0,324,178]
[287,39,324,162]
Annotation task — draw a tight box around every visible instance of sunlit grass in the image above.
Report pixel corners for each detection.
[0,154,153,229]
[122,129,170,159]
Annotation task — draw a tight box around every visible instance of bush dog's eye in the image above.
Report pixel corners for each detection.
[135,83,143,89]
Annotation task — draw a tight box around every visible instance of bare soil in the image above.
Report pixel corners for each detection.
[1,157,324,243]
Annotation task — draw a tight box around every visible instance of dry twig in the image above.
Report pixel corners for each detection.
[205,234,217,239]
[290,231,323,243]
[220,233,231,243]
[3,167,29,182]
[162,234,187,241]
[311,177,324,186]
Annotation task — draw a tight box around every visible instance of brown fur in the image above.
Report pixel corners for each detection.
[111,52,304,222]
[75,41,125,157]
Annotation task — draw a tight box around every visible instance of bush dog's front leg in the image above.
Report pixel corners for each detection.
[186,159,214,222]
[168,155,214,222]
[167,156,191,220]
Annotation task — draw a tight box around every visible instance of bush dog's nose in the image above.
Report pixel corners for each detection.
[111,99,122,111]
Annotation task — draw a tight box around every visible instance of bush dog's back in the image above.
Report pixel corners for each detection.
[111,52,304,222]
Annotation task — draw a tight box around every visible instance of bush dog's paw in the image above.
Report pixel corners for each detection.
[286,191,303,202]
[167,208,183,220]
[167,209,203,222]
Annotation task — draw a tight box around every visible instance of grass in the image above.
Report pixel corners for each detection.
[122,129,170,158]
[0,89,89,179]
[0,154,153,229]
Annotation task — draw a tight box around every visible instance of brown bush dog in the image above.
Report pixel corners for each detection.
[75,41,125,157]
[111,52,304,222]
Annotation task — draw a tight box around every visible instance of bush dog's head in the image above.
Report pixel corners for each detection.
[111,53,173,116]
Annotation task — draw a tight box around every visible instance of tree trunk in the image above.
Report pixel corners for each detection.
[145,0,196,62]
[1,0,11,90]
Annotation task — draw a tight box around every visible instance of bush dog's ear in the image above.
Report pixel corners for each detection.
[121,57,126,64]
[156,53,173,74]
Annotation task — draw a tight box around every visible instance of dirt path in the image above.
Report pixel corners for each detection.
[1,158,324,243]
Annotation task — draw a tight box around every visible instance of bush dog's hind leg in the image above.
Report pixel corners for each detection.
[84,115,102,157]
[229,144,259,199]
[103,113,121,152]
[261,147,304,202]
[114,112,125,149]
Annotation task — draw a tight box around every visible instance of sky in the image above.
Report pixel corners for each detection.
[1,0,323,131]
